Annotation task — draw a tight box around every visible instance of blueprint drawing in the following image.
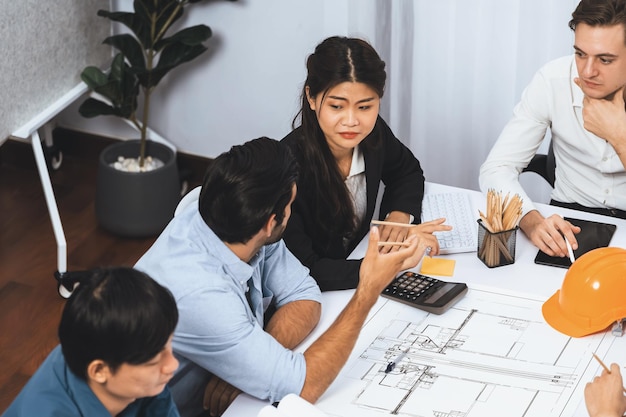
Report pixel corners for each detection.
[316,288,616,417]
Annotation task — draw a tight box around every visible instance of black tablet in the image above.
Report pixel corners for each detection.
[534,217,617,269]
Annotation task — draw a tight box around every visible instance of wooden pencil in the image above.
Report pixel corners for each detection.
[371,220,415,228]
[591,352,626,393]
[377,241,412,247]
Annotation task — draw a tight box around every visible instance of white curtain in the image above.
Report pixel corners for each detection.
[370,0,578,201]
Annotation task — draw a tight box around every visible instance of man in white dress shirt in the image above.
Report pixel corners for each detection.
[479,0,626,258]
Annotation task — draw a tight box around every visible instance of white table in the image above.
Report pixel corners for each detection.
[224,182,626,417]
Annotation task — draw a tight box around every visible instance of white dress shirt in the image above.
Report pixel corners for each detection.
[345,145,367,225]
[479,55,626,216]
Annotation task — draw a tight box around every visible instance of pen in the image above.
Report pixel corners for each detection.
[557,214,576,264]
[384,350,408,373]
[591,352,626,393]
[565,238,576,264]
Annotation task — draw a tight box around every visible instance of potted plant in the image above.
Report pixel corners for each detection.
[79,0,235,237]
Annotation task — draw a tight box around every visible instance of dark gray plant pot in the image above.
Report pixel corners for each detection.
[96,140,180,237]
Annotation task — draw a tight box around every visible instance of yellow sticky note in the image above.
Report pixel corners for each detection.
[419,256,456,277]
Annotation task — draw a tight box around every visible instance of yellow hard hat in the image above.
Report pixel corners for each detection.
[542,247,626,337]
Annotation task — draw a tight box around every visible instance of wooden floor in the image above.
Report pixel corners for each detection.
[0,130,207,411]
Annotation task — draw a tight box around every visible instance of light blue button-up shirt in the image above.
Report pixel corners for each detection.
[135,202,322,416]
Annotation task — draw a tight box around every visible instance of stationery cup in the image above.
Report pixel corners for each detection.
[477,220,518,268]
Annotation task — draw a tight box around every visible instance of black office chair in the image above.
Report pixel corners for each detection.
[522,140,555,187]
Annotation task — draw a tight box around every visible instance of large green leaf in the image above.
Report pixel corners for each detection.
[158,42,208,69]
[80,95,137,120]
[96,10,135,29]
[104,34,146,70]
[109,52,126,84]
[88,54,127,103]
[80,54,140,119]
[154,25,212,51]
[78,98,118,118]
[80,66,109,89]
[99,9,151,49]
[92,80,122,104]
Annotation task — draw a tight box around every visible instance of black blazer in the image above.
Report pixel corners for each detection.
[281,116,425,291]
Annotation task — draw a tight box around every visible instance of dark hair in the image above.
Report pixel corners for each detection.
[58,267,178,379]
[569,0,626,45]
[199,137,298,243]
[291,36,386,245]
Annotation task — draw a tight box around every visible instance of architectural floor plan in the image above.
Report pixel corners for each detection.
[315,288,619,417]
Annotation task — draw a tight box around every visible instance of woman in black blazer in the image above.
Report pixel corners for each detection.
[282,36,449,291]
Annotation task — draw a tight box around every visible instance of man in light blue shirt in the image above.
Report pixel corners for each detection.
[136,137,429,417]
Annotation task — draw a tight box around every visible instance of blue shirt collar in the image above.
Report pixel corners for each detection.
[190,210,260,283]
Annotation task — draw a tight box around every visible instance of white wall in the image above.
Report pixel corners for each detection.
[56,0,580,201]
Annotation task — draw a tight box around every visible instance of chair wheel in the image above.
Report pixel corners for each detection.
[44,144,63,171]
[58,281,78,299]
[51,150,63,170]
